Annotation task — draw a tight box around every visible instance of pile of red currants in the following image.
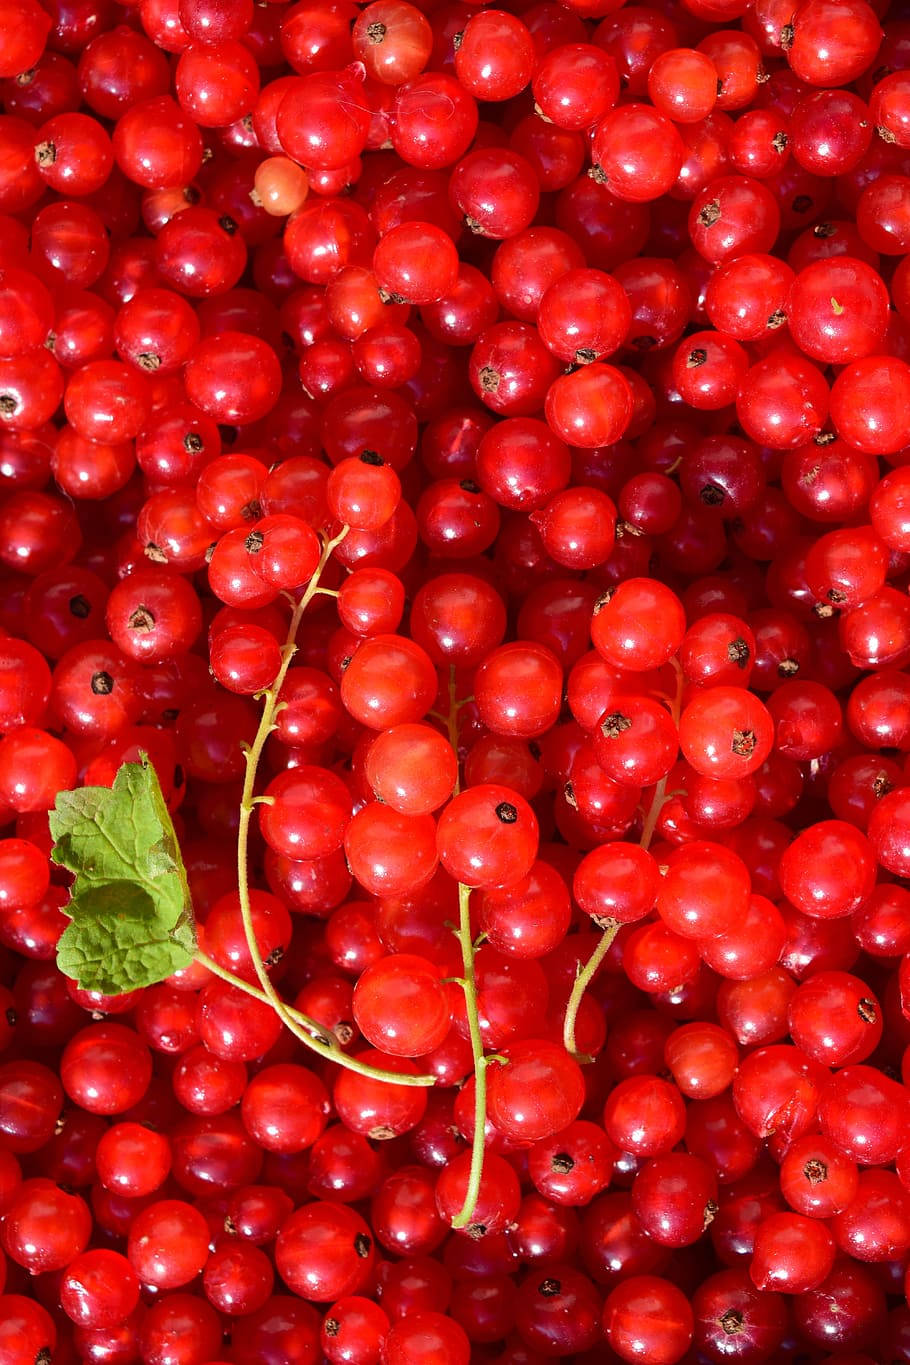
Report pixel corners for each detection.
[6,0,910,1360]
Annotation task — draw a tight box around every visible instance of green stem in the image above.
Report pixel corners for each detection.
[451,881,489,1230]
[443,667,492,1231]
[561,918,619,1061]
[195,950,433,1086]
[562,657,686,1061]
[209,524,435,1091]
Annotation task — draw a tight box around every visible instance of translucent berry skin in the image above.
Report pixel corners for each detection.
[202,1239,274,1316]
[534,43,619,130]
[603,1275,694,1365]
[0,267,54,359]
[632,1151,718,1248]
[779,1134,859,1218]
[487,1039,585,1143]
[345,802,439,897]
[450,147,540,241]
[532,486,617,570]
[0,0,52,79]
[1,1178,91,1273]
[364,724,457,815]
[679,686,774,778]
[736,348,828,450]
[333,1050,428,1140]
[787,0,882,89]
[258,765,351,862]
[112,95,203,189]
[410,573,507,669]
[184,331,281,426]
[604,1075,686,1159]
[59,1249,140,1328]
[372,220,458,306]
[574,842,659,926]
[818,1065,910,1166]
[435,1149,521,1236]
[0,1295,56,1365]
[527,1120,614,1208]
[471,642,562,741]
[0,1059,63,1153]
[231,1295,321,1364]
[240,1063,330,1154]
[791,1258,886,1354]
[513,1263,602,1356]
[733,1044,827,1145]
[867,786,910,877]
[830,356,910,456]
[0,352,63,438]
[436,784,539,890]
[321,1295,390,1365]
[749,1211,836,1293]
[127,1198,210,1289]
[544,364,633,449]
[657,840,751,940]
[788,257,889,364]
[352,954,451,1058]
[591,579,685,672]
[0,837,49,909]
[592,104,684,203]
[692,1268,788,1362]
[60,1023,152,1115]
[479,860,573,959]
[96,1122,172,1197]
[275,1201,375,1302]
[787,971,882,1066]
[593,695,678,789]
[475,417,571,512]
[0,639,53,733]
[778,820,876,919]
[340,634,437,730]
[538,267,631,365]
[105,568,202,664]
[210,623,281,694]
[381,1311,470,1365]
[831,1168,910,1264]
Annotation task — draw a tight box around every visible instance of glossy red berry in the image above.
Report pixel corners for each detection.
[604,1275,694,1364]
[436,784,538,890]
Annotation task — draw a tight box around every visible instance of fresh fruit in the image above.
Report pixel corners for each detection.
[2,1,910,1359]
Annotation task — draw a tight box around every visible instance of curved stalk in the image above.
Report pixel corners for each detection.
[195,950,433,1086]
[561,919,620,1062]
[212,525,435,1090]
[450,881,491,1230]
[563,658,685,1060]
[442,667,493,1231]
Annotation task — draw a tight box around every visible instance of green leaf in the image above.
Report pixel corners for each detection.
[56,882,196,994]
[50,757,191,927]
[50,757,197,995]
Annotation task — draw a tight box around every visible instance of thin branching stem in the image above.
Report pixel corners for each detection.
[450,880,495,1230]
[195,950,433,1086]
[563,658,685,1061]
[203,525,435,1090]
[443,667,493,1230]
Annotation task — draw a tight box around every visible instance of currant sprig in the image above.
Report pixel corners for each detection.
[563,658,686,1062]
[440,668,497,1231]
[51,527,436,1093]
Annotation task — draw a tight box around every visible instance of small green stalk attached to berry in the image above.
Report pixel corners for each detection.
[563,658,685,1062]
[443,667,497,1231]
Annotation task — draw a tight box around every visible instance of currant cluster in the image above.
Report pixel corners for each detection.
[6,0,910,1361]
